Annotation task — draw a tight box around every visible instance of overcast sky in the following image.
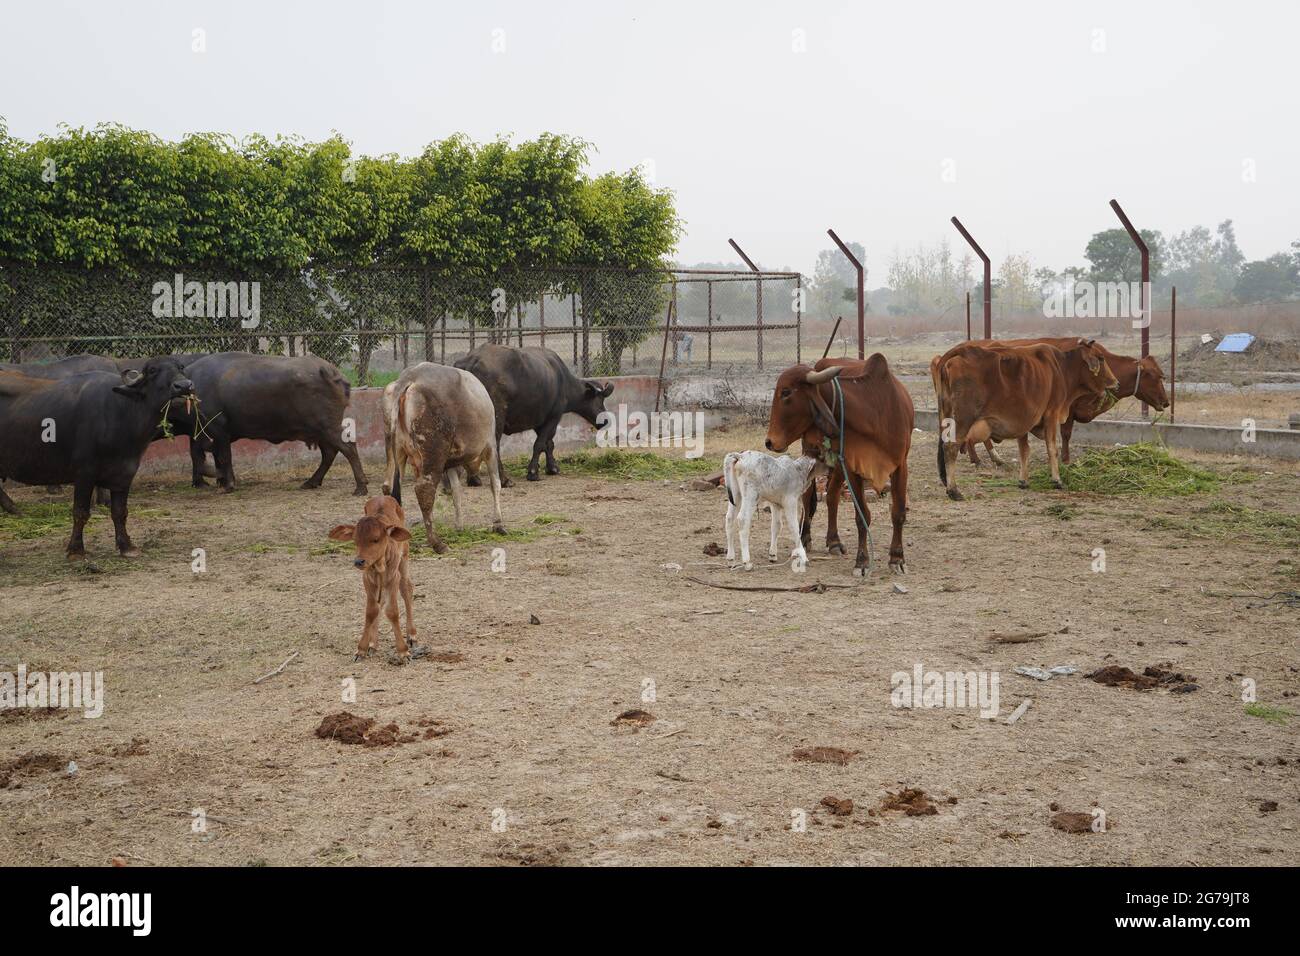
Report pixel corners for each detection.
[2,0,1295,279]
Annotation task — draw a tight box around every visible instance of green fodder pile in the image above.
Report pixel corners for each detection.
[542,448,719,481]
[1011,444,1252,496]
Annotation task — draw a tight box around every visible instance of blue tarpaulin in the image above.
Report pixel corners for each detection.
[1215,333,1255,353]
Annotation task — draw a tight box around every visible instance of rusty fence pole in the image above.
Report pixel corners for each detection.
[1109,198,1150,417]
[965,291,972,340]
[826,228,864,359]
[822,316,843,360]
[728,238,763,367]
[539,292,545,351]
[951,217,991,339]
[1170,286,1176,424]
[655,280,677,413]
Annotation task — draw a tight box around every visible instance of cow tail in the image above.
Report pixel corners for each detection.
[723,453,738,506]
[390,463,402,507]
[935,362,949,487]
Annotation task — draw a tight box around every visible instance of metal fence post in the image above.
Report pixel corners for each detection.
[795,274,802,365]
[706,279,713,370]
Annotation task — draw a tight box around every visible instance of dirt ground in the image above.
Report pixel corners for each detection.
[1,428,1297,866]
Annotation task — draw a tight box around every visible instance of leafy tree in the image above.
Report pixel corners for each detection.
[811,241,865,319]
[1083,227,1165,284]
[1234,254,1299,303]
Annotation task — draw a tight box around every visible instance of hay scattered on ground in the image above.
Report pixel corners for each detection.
[1004,444,1249,497]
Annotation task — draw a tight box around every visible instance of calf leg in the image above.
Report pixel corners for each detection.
[1016,435,1032,489]
[799,481,818,552]
[735,492,757,570]
[888,461,908,574]
[965,440,981,465]
[824,469,845,554]
[109,487,139,557]
[399,557,417,646]
[767,502,780,562]
[67,481,93,559]
[357,579,381,659]
[783,493,809,568]
[985,441,1007,467]
[385,581,409,662]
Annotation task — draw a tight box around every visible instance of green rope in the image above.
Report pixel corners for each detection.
[831,376,873,576]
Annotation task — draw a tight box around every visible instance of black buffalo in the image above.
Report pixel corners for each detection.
[0,354,214,494]
[0,359,194,557]
[168,352,367,495]
[453,344,614,484]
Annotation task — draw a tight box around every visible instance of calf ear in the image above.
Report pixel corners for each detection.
[387,526,411,542]
[328,524,356,541]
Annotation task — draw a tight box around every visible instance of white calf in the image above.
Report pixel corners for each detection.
[722,451,818,571]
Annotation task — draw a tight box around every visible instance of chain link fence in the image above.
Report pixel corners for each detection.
[0,262,803,383]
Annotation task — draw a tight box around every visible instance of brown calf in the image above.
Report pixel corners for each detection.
[328,474,417,663]
[933,340,1118,501]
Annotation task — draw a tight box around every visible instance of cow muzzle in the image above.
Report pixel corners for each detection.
[171,378,195,398]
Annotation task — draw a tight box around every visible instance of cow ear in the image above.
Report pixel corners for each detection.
[328,524,356,541]
[600,382,614,397]
[387,526,411,542]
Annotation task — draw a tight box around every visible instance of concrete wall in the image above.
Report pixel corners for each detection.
[139,373,662,474]
[912,410,1300,460]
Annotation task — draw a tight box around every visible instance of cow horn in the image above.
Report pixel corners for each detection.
[804,366,843,385]
[120,368,143,386]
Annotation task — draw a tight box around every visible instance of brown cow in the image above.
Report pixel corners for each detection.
[955,338,1169,466]
[933,340,1118,501]
[765,354,914,575]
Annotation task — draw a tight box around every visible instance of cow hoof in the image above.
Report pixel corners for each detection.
[431,541,450,555]
[545,467,560,476]
[1052,480,1064,490]
[946,487,965,501]
[743,562,753,571]
[119,547,141,558]
[299,480,320,490]
[526,472,541,482]
[768,554,778,563]
[827,541,845,555]
[501,477,514,488]
[192,479,208,488]
[1017,480,1028,490]
[353,653,363,663]
[492,523,507,536]
[386,652,409,666]
[890,560,906,575]
[466,475,482,487]
[853,565,868,578]
[66,552,87,562]
[352,485,368,497]
[724,552,735,562]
